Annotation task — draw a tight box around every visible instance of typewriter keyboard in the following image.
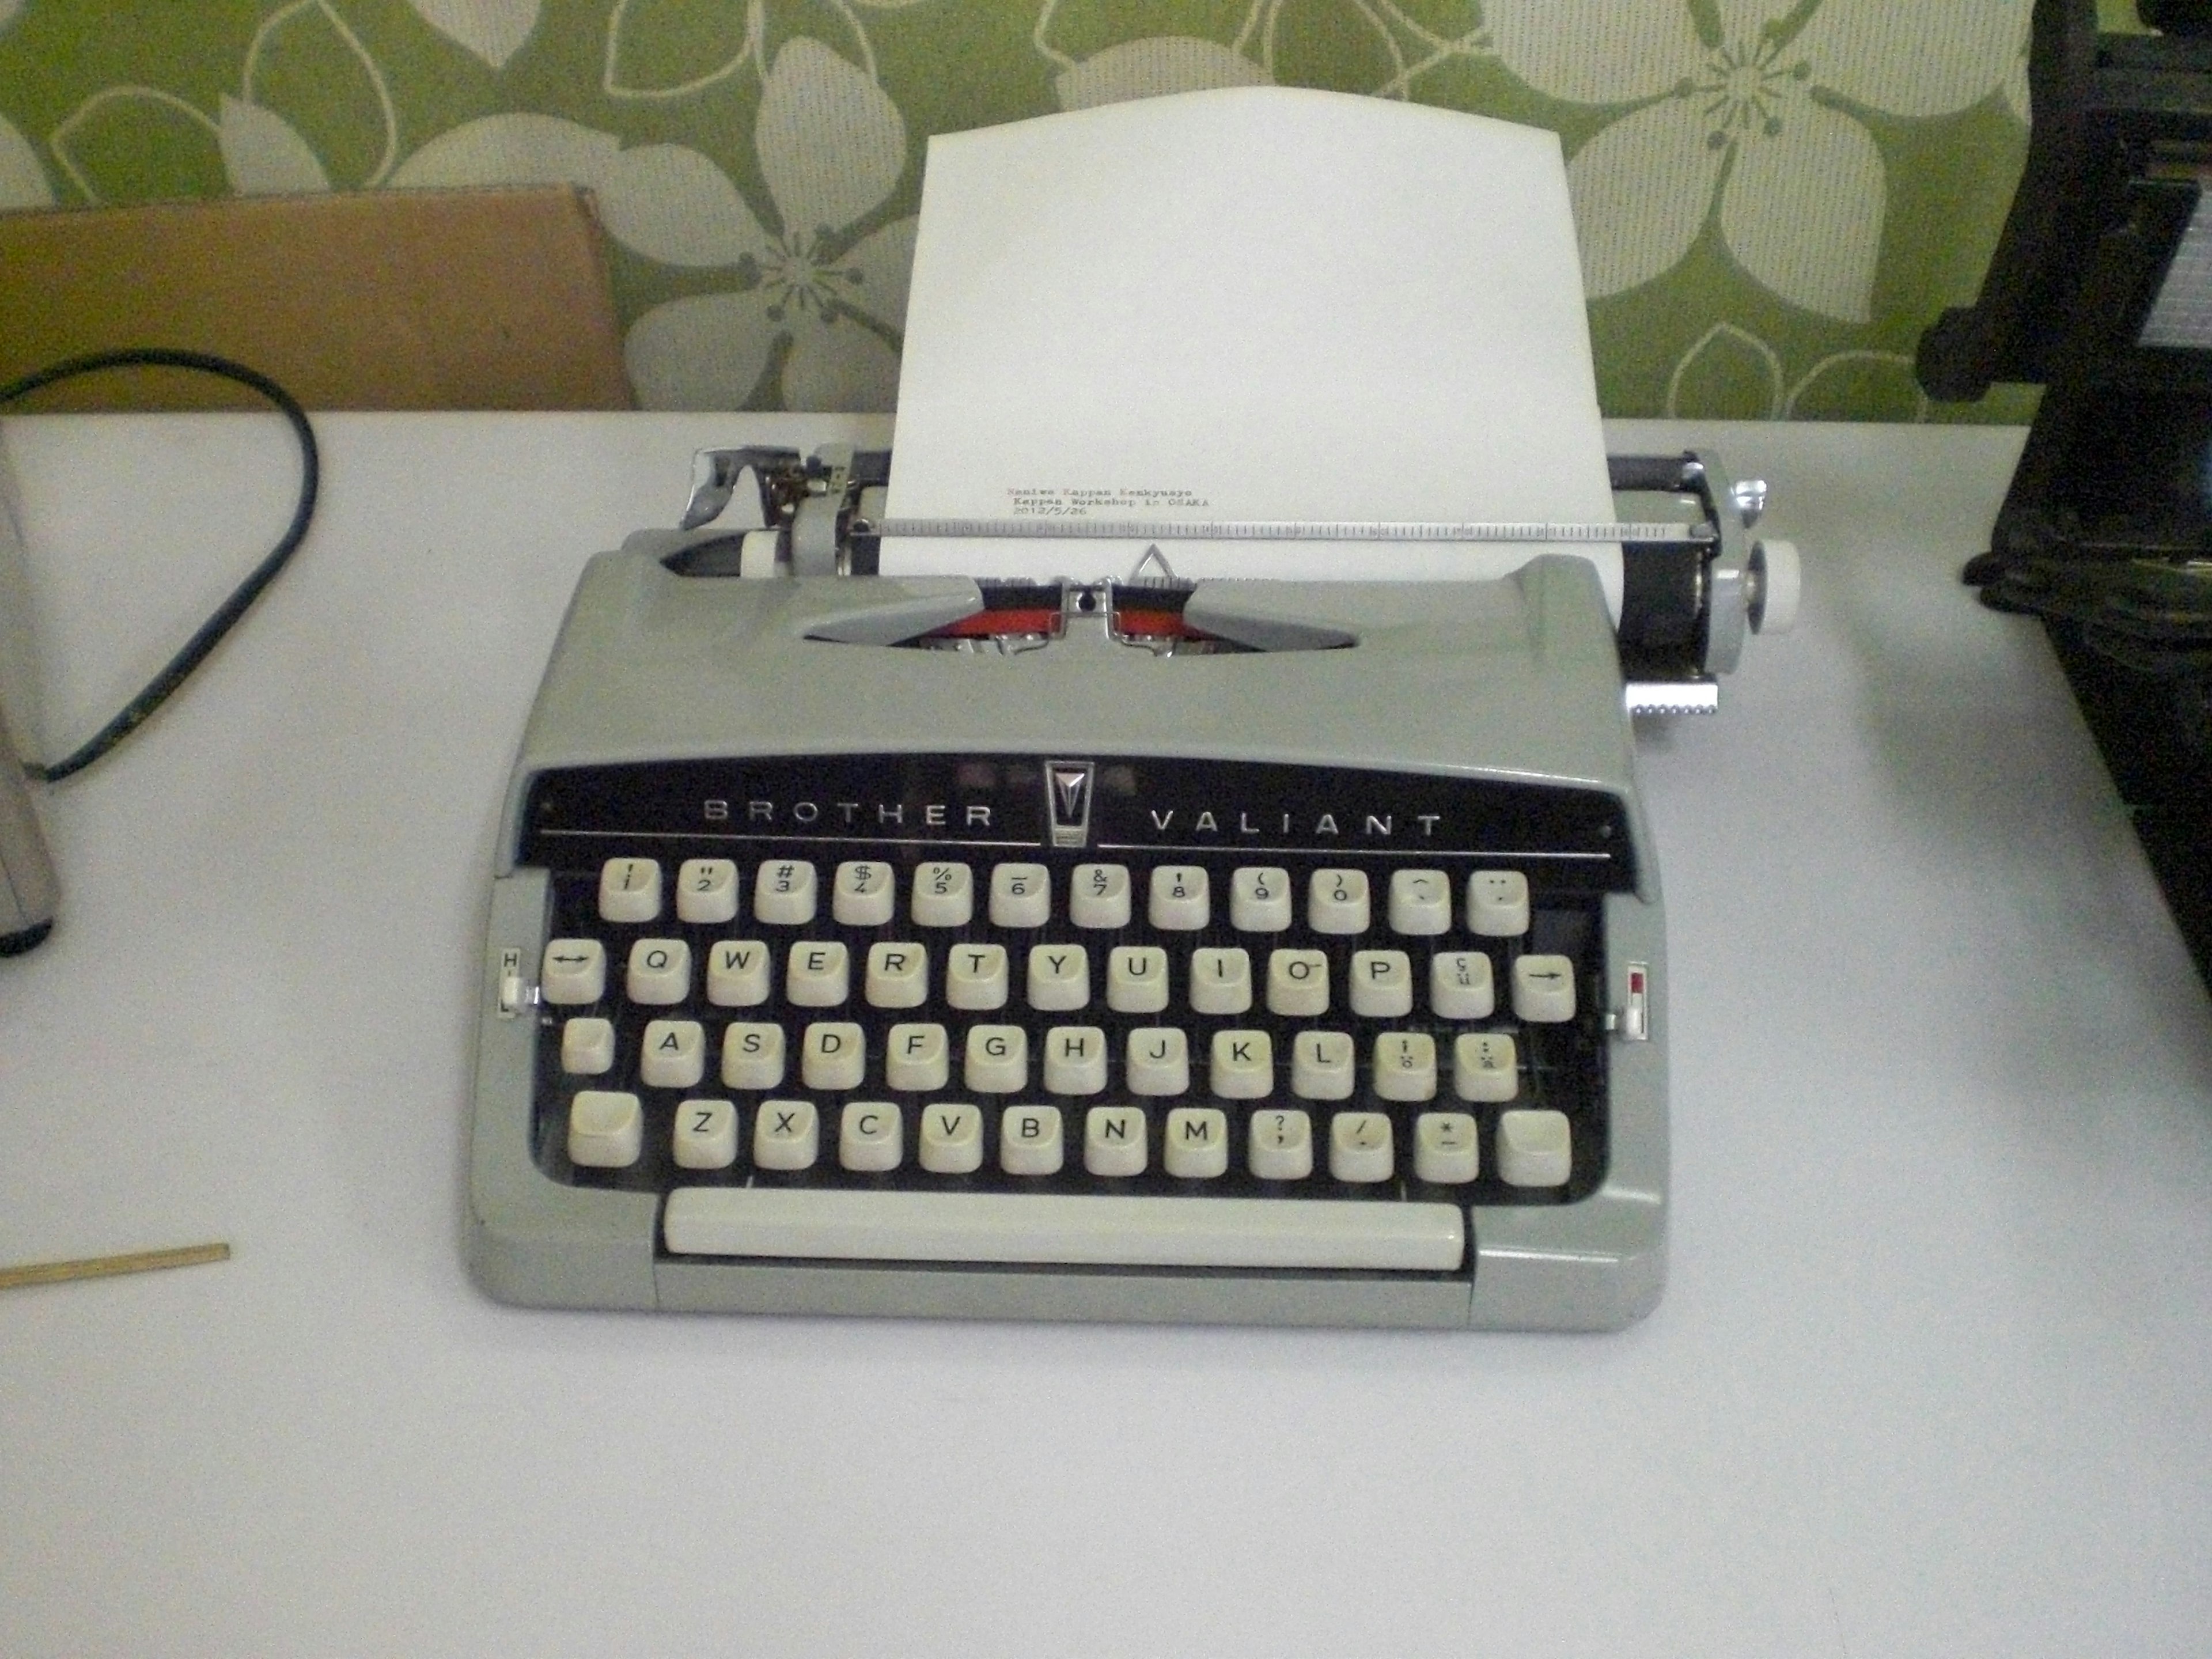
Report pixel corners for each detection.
[517,756,1631,1274]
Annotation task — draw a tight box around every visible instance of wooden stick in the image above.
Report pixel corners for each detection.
[0,1241,230,1290]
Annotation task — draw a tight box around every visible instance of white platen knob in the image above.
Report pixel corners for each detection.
[738,528,785,578]
[1751,539,1801,635]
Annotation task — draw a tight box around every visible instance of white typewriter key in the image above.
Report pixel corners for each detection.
[832,861,896,926]
[1210,1029,1274,1099]
[1308,868,1370,934]
[1388,869,1452,935]
[946,944,1010,1010]
[640,1018,707,1089]
[1026,944,1090,1011]
[1043,1026,1108,1095]
[598,858,661,923]
[911,861,973,927]
[672,1098,737,1170]
[1372,1031,1438,1101]
[801,1021,866,1091]
[676,858,739,925]
[1230,866,1293,931]
[560,1017,616,1075]
[721,1022,786,1090]
[1290,1030,1356,1100]
[1430,950,1495,1020]
[1414,1111,1480,1184]
[753,1099,820,1171]
[1266,949,1330,1017]
[704,940,771,1007]
[918,1103,984,1175]
[1107,945,1170,1013]
[1125,1027,1190,1096]
[1248,1108,1313,1180]
[1330,1111,1395,1183]
[884,1022,950,1091]
[999,1105,1064,1176]
[965,1025,1028,1093]
[1453,1032,1518,1102]
[1148,865,1210,930]
[627,938,691,1005]
[785,940,850,1007]
[568,1090,642,1168]
[752,859,817,926]
[1468,869,1530,937]
[1068,862,1131,929]
[541,939,606,1005]
[1497,1108,1572,1188]
[1512,953,1577,1022]
[839,1102,904,1173]
[990,862,1052,927]
[1163,1107,1229,1179]
[1189,946,1253,1015]
[1348,949,1413,1018]
[1085,1105,1147,1177]
[865,941,929,1009]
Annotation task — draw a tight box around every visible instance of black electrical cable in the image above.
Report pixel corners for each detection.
[0,347,320,782]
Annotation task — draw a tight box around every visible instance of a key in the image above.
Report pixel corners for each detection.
[1125,1027,1190,1096]
[884,1022,950,1091]
[839,1101,903,1172]
[540,938,606,1005]
[1162,1107,1229,1179]
[721,1021,785,1089]
[598,858,660,923]
[672,1099,738,1170]
[1347,949,1412,1018]
[1069,862,1131,929]
[911,861,974,927]
[1230,866,1293,931]
[1308,868,1369,934]
[832,861,896,926]
[569,1090,642,1167]
[1189,947,1253,1015]
[1084,1105,1147,1177]
[1388,869,1450,935]
[676,858,739,925]
[752,859,817,926]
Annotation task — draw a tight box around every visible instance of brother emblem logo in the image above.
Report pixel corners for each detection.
[1046,762,1094,847]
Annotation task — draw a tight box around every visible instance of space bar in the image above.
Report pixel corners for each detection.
[664,1187,1465,1272]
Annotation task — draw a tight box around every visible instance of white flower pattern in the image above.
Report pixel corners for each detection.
[1487,0,2028,321]
[622,39,915,410]
[0,0,2041,419]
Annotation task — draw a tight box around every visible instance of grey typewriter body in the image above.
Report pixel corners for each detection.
[469,546,1673,1330]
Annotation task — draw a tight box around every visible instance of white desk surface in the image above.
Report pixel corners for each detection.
[3,412,2209,1657]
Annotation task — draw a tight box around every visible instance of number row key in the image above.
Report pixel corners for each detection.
[596,857,1536,935]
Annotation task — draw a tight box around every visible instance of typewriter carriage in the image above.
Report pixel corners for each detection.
[666,444,1798,714]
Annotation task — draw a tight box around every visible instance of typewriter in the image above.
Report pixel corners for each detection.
[465,445,1796,1330]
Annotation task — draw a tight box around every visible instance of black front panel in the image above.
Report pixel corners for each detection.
[522,754,1637,888]
[520,756,1632,1226]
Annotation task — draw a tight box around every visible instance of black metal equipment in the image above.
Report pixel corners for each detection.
[1918,0,2212,990]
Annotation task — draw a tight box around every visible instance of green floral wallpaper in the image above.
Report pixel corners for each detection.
[0,0,2050,420]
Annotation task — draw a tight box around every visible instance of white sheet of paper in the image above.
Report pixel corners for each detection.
[878,87,1619,613]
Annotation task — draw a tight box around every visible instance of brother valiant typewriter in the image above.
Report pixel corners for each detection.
[465,445,1796,1330]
